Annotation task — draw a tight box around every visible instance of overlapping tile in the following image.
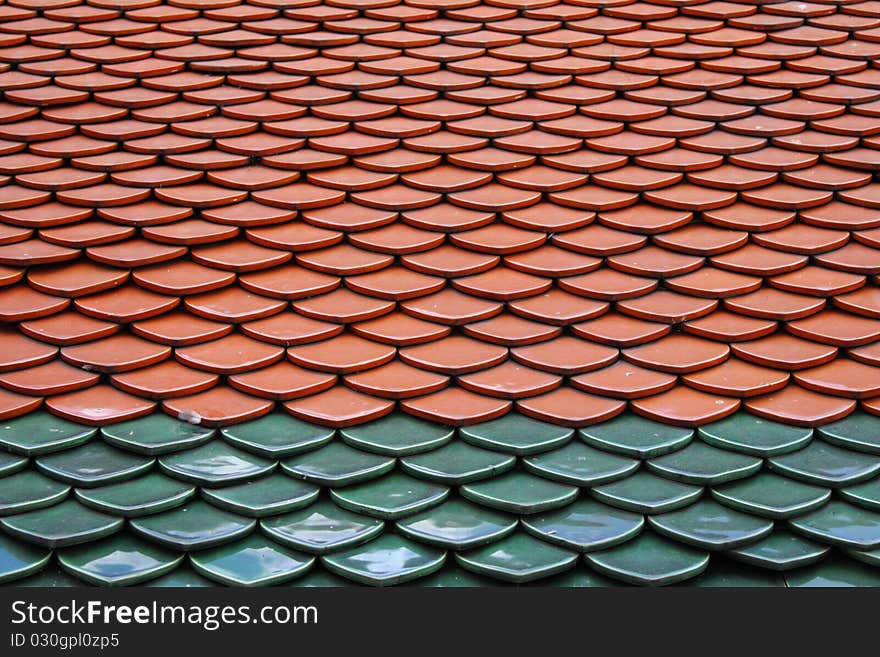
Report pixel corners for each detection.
[1,0,880,587]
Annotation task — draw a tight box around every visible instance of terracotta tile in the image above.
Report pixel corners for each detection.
[402,288,502,325]
[185,287,285,324]
[0,360,98,396]
[745,385,856,427]
[510,336,618,375]
[111,360,218,399]
[345,360,448,399]
[351,312,450,346]
[724,288,826,322]
[191,241,292,272]
[573,312,670,347]
[795,359,880,399]
[683,358,790,398]
[732,333,838,370]
[710,243,807,276]
[133,261,236,297]
[623,334,729,375]
[19,310,117,346]
[508,289,608,326]
[288,334,395,374]
[0,325,57,372]
[176,334,284,375]
[297,244,393,276]
[61,334,171,374]
[632,386,740,427]
[516,385,624,429]
[788,310,880,347]
[834,287,880,319]
[293,288,394,323]
[401,386,511,426]
[163,385,273,427]
[0,286,70,322]
[618,291,718,324]
[131,310,232,347]
[462,313,562,346]
[400,336,506,375]
[27,262,127,298]
[46,384,156,426]
[770,266,865,297]
[348,223,444,254]
[0,388,42,421]
[284,385,394,427]
[571,361,676,400]
[607,246,703,278]
[240,312,342,347]
[558,268,656,301]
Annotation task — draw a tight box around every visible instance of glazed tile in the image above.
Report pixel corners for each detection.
[58,535,183,586]
[728,531,830,571]
[130,501,255,551]
[789,501,880,550]
[580,414,693,458]
[768,441,880,487]
[817,411,880,455]
[190,535,314,586]
[456,532,576,583]
[698,413,813,457]
[159,442,274,486]
[0,534,51,584]
[0,471,69,516]
[649,499,773,550]
[459,412,572,455]
[219,414,333,459]
[36,441,153,488]
[339,412,453,456]
[648,442,762,486]
[399,441,516,485]
[522,500,643,552]
[712,473,830,520]
[0,411,95,456]
[461,471,578,515]
[75,474,195,518]
[586,532,709,586]
[1,500,123,548]
[282,442,394,488]
[322,534,445,586]
[396,499,516,550]
[331,472,449,520]
[524,434,638,487]
[261,501,383,555]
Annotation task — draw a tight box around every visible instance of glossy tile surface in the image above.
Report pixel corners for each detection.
[2,0,880,587]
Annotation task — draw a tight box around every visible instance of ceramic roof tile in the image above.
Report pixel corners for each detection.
[3,0,880,587]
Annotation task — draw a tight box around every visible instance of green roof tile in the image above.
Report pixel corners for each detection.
[586,533,710,586]
[522,500,643,552]
[523,442,639,487]
[399,441,516,485]
[592,472,702,515]
[159,442,274,486]
[455,533,577,584]
[260,501,383,555]
[0,470,69,516]
[323,535,445,586]
[281,442,394,487]
[341,412,453,456]
[102,414,214,455]
[58,535,183,586]
[580,415,693,459]
[396,499,516,550]
[0,411,96,456]
[190,535,314,586]
[74,473,195,518]
[130,501,255,551]
[460,413,573,455]
[649,499,773,550]
[769,442,880,488]
[461,471,578,515]
[36,442,154,487]
[220,414,334,458]
[698,413,812,457]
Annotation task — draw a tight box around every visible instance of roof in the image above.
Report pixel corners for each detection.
[0,0,880,587]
